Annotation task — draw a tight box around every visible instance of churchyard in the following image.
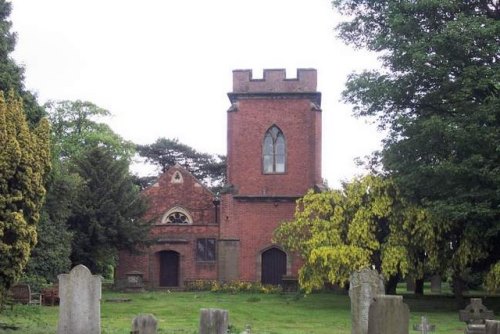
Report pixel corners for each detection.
[1,267,499,334]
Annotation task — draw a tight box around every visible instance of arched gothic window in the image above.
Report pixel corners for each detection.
[263,125,286,173]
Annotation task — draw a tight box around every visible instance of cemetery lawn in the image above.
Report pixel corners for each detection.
[0,291,499,334]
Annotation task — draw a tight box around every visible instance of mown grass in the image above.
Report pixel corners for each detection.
[0,290,499,333]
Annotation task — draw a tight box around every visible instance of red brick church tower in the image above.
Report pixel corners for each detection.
[219,69,323,284]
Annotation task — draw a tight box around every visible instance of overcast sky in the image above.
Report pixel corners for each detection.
[11,0,383,188]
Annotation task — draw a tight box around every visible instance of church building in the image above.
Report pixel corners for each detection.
[116,68,323,288]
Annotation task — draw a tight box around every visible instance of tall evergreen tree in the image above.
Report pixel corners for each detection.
[0,91,50,303]
[68,146,150,274]
[332,0,500,297]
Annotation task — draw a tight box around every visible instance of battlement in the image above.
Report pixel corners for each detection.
[232,68,317,93]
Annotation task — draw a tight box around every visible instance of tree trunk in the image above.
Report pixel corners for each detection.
[415,278,424,295]
[385,274,400,295]
[452,274,466,309]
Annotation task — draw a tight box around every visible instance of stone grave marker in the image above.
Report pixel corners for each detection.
[413,316,435,334]
[367,295,409,334]
[199,308,228,334]
[349,268,385,334]
[131,314,157,334]
[406,276,416,292]
[459,298,495,334]
[57,264,102,334]
[486,320,500,334]
[430,275,441,293]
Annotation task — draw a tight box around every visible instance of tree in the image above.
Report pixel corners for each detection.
[67,145,150,274]
[0,0,44,125]
[137,137,226,190]
[333,0,500,298]
[274,175,434,293]
[45,100,135,161]
[0,91,50,303]
[24,100,135,283]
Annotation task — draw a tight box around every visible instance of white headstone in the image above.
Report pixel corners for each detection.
[349,268,385,334]
[57,265,102,334]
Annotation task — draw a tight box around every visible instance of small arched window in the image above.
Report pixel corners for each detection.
[161,207,193,225]
[263,125,286,173]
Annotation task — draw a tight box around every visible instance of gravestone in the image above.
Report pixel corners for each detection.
[459,298,495,334]
[57,265,102,334]
[199,308,228,334]
[367,295,409,334]
[413,316,435,334]
[486,320,500,334]
[430,275,441,293]
[131,314,157,334]
[349,268,385,334]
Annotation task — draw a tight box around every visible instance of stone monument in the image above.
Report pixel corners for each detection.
[349,268,385,334]
[367,295,410,334]
[131,314,157,334]
[199,308,229,334]
[57,264,102,334]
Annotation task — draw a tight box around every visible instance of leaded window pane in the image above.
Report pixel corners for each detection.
[196,238,216,262]
[275,154,285,173]
[263,155,273,173]
[262,125,286,173]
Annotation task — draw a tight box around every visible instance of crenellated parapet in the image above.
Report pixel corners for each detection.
[232,69,317,93]
[228,68,321,105]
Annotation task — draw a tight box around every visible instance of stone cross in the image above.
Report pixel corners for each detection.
[459,298,495,324]
[413,316,435,334]
[199,308,229,334]
[349,268,385,334]
[131,314,157,334]
[57,264,102,334]
[367,295,409,334]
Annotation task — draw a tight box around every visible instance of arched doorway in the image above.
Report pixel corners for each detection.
[261,247,286,285]
[159,251,180,287]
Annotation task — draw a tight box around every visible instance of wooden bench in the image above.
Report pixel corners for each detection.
[7,284,41,306]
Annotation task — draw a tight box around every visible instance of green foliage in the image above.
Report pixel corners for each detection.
[45,100,135,161]
[68,145,150,274]
[0,1,44,125]
[184,280,282,294]
[275,175,434,292]
[485,262,500,293]
[0,91,50,303]
[137,137,226,190]
[333,0,500,291]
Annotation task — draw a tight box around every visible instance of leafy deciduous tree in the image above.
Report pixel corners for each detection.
[333,0,500,296]
[274,175,434,294]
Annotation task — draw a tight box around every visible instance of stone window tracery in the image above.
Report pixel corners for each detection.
[263,125,286,173]
[161,207,192,225]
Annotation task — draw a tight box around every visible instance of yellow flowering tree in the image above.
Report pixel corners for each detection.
[0,91,50,304]
[274,175,436,293]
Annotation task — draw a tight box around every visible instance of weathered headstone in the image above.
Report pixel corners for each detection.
[485,320,500,334]
[367,295,409,334]
[413,316,435,334]
[199,308,228,334]
[131,314,157,334]
[430,275,441,293]
[459,298,495,334]
[349,268,385,334]
[57,265,102,334]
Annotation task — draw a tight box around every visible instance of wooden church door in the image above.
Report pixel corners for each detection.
[261,248,286,285]
[159,251,179,287]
